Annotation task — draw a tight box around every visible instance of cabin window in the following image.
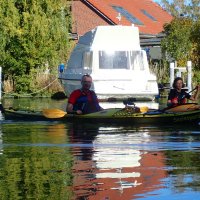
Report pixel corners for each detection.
[99,51,129,69]
[83,51,93,69]
[130,51,145,71]
[67,52,83,69]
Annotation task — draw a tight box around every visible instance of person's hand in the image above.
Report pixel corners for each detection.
[195,85,200,91]
[76,110,83,115]
[167,100,178,107]
[173,100,178,104]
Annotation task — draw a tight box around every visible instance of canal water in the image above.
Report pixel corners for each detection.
[0,98,200,200]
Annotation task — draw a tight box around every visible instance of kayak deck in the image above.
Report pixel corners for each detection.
[3,106,200,124]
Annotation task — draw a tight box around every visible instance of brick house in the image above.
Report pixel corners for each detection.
[70,0,173,60]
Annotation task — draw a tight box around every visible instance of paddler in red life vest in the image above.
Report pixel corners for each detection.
[167,77,200,107]
[66,74,103,114]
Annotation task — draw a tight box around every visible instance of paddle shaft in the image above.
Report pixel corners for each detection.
[181,87,197,100]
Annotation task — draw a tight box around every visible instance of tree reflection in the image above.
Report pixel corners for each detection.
[165,150,200,192]
[0,123,74,200]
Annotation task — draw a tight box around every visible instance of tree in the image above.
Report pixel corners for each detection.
[161,17,194,66]
[159,0,200,66]
[190,20,200,69]
[0,0,72,92]
[159,0,200,19]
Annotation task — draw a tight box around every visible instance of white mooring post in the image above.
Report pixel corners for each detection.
[170,62,175,88]
[170,61,192,91]
[187,61,192,92]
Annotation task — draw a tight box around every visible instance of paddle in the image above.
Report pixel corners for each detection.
[180,87,197,100]
[164,103,200,112]
[42,109,67,118]
[145,88,199,115]
[163,87,198,111]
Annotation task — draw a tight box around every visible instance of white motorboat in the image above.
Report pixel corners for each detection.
[58,25,159,100]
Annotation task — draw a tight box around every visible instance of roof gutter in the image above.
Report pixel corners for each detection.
[82,0,116,25]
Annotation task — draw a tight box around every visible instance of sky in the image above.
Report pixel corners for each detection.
[153,0,161,3]
[153,0,173,4]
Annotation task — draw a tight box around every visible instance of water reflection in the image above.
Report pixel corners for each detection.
[2,98,67,111]
[93,134,166,199]
[0,123,74,200]
[2,97,160,111]
[0,120,200,199]
[68,124,200,199]
[69,124,167,199]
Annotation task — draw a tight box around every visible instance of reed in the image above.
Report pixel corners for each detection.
[149,61,169,84]
[3,73,64,96]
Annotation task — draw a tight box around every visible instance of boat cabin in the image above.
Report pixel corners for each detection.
[59,25,159,100]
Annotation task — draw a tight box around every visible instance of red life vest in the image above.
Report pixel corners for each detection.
[68,89,101,114]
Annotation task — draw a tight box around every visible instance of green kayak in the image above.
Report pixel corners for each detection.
[3,104,200,124]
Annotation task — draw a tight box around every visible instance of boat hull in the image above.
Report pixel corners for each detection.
[59,77,158,101]
[4,108,200,125]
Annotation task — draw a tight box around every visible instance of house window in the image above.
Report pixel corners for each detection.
[141,9,157,21]
[99,51,129,69]
[112,5,144,25]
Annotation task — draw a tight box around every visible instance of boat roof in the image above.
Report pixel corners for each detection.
[78,25,141,51]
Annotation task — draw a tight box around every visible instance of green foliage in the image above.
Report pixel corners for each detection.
[192,70,200,85]
[190,20,200,69]
[0,0,73,92]
[14,75,31,93]
[161,17,194,65]
[158,0,200,82]
[161,16,200,72]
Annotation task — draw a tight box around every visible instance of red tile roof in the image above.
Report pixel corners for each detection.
[84,0,173,35]
[72,1,108,36]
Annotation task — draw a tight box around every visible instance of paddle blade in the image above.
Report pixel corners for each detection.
[166,103,200,112]
[42,109,67,118]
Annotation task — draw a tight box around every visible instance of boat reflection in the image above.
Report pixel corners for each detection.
[70,124,166,199]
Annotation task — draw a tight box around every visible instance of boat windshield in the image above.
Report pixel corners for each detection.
[83,51,93,69]
[99,51,129,69]
[130,51,145,71]
[99,51,146,70]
